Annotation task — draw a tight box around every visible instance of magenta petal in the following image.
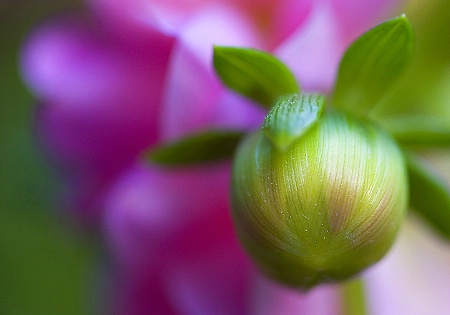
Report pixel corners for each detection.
[158,5,262,140]
[34,98,152,223]
[22,17,173,221]
[262,0,313,49]
[158,42,222,140]
[88,0,172,37]
[110,240,253,315]
[22,17,167,109]
[103,163,233,274]
[211,91,266,132]
[112,272,178,315]
[89,0,312,50]
[103,161,253,314]
[164,240,253,315]
[250,276,341,315]
[89,0,215,35]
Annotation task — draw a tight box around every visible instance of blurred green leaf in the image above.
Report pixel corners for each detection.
[148,130,245,166]
[333,15,414,117]
[371,2,450,119]
[213,46,299,108]
[381,116,450,147]
[407,153,450,239]
[262,93,325,151]
[0,1,96,314]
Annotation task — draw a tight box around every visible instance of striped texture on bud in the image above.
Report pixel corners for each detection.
[231,112,408,289]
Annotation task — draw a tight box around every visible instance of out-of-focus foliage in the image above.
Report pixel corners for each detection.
[0,1,97,314]
[213,46,300,108]
[369,0,450,241]
[148,130,245,165]
[374,0,450,118]
[333,15,414,117]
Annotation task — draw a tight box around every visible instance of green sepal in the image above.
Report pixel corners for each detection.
[262,93,325,151]
[213,46,299,108]
[381,116,450,147]
[147,130,244,166]
[333,15,414,117]
[407,153,450,239]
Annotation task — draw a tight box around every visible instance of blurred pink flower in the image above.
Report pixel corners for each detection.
[21,0,405,314]
[364,218,450,315]
[23,16,174,222]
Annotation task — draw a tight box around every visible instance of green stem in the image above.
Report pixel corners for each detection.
[341,278,368,315]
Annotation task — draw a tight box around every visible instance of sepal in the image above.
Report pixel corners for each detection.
[262,93,325,151]
[213,46,299,108]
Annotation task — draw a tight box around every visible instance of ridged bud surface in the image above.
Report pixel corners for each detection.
[231,112,408,289]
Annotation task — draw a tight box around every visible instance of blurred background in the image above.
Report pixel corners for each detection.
[0,0,449,314]
[0,1,97,314]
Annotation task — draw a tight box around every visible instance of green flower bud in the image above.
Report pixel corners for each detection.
[231,109,408,290]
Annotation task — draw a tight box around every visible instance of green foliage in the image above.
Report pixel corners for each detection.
[262,93,325,151]
[0,2,96,314]
[147,130,244,166]
[407,153,450,239]
[333,15,414,117]
[213,46,299,108]
[381,116,450,147]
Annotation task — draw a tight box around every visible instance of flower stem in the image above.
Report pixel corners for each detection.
[341,278,368,315]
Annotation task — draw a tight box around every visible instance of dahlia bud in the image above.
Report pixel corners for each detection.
[231,94,408,289]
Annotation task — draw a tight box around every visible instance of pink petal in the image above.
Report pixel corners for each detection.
[250,276,342,315]
[210,91,266,132]
[103,163,233,274]
[276,0,404,93]
[89,0,312,49]
[158,5,262,141]
[22,16,171,112]
[275,1,345,93]
[329,0,403,43]
[364,218,450,315]
[103,162,253,314]
[111,272,178,315]
[242,0,313,50]
[164,239,253,315]
[89,0,219,35]
[110,238,253,315]
[269,0,313,47]
[22,17,173,220]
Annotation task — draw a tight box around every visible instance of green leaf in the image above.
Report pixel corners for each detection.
[262,93,325,151]
[213,46,299,108]
[147,130,245,166]
[381,116,450,147]
[333,15,414,117]
[407,153,450,239]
